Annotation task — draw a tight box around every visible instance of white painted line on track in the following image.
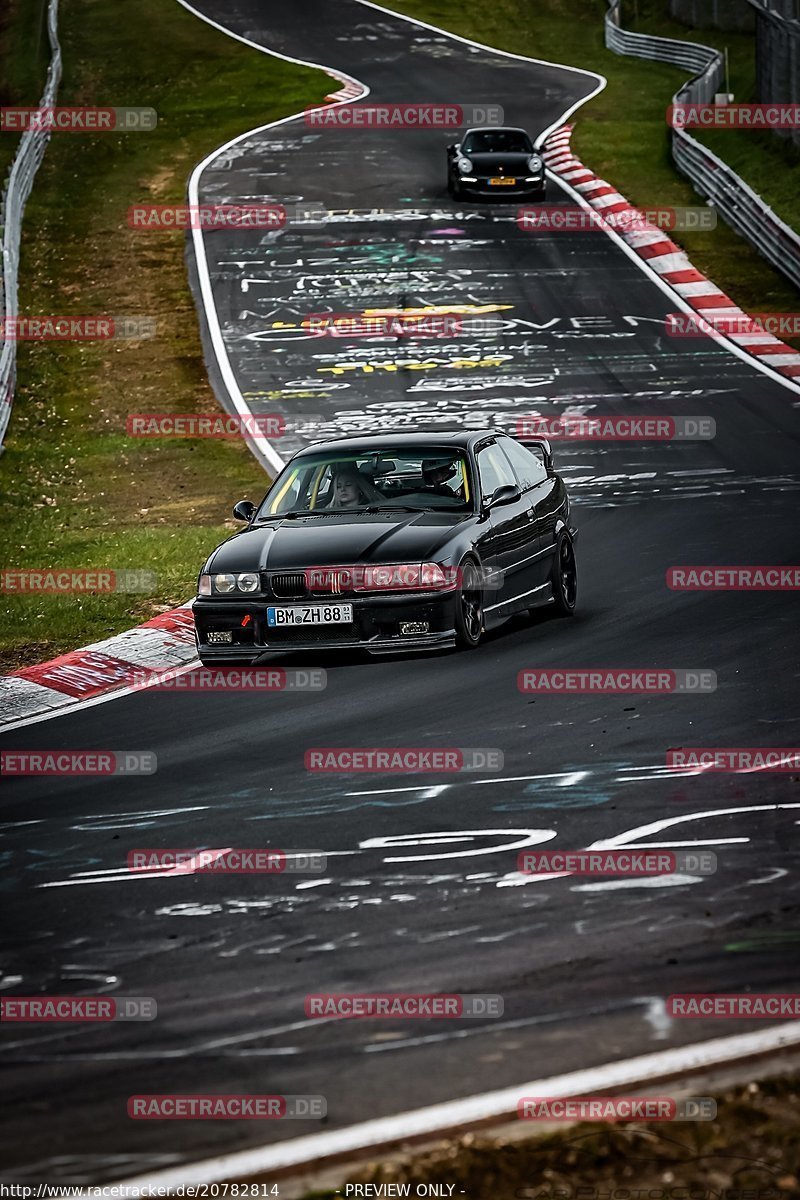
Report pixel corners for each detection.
[178,0,370,477]
[178,0,607,478]
[116,1022,800,1187]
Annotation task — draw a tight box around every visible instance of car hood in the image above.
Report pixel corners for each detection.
[206,511,471,573]
[466,152,533,174]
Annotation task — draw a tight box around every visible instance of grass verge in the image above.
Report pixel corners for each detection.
[387,0,800,325]
[0,0,329,672]
[631,0,800,238]
[305,1073,799,1199]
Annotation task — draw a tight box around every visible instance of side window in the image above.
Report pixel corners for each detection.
[476,442,517,502]
[499,437,547,490]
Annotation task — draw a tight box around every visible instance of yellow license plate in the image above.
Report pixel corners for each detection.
[489,177,516,186]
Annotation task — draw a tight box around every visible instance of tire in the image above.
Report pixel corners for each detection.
[454,559,484,649]
[551,531,577,616]
[448,175,462,200]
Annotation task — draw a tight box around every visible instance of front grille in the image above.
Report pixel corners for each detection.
[263,625,359,644]
[270,572,307,599]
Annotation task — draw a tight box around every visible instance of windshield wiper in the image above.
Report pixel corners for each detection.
[363,504,426,514]
[253,510,306,522]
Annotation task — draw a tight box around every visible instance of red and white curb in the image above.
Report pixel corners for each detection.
[0,603,197,728]
[542,125,800,381]
[325,80,364,103]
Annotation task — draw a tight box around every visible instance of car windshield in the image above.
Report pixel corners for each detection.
[462,130,532,154]
[256,448,473,517]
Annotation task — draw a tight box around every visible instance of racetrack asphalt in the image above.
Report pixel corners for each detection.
[1,0,799,1183]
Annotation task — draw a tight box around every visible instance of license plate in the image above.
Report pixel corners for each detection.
[489,177,516,186]
[267,604,353,626]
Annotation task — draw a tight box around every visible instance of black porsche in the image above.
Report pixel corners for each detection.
[447,126,545,199]
[193,431,578,662]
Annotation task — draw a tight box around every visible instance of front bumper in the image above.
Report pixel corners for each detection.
[459,177,545,197]
[193,591,459,659]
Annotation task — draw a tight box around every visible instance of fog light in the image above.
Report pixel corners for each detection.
[399,621,429,635]
[207,630,233,645]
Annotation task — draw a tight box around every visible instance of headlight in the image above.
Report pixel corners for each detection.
[420,562,449,588]
[214,573,236,593]
[456,156,473,173]
[237,572,259,593]
[197,574,212,596]
[528,155,543,172]
[351,562,454,592]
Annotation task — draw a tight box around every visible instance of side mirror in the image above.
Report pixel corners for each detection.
[487,483,521,508]
[233,499,256,522]
[448,142,460,154]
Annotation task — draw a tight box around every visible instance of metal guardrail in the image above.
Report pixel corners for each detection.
[604,0,800,292]
[749,0,800,149]
[0,0,62,449]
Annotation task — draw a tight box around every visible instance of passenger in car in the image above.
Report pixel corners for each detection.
[331,467,382,508]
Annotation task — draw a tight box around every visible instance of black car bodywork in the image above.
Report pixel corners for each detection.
[447,127,545,199]
[193,431,578,662]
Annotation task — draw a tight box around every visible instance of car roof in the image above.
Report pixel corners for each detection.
[461,126,530,137]
[292,430,509,457]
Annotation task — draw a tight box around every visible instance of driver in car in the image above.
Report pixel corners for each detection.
[421,458,462,498]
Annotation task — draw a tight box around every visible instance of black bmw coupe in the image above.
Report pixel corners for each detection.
[447,126,546,199]
[193,431,578,662]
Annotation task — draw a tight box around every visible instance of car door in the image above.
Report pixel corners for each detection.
[474,439,532,615]
[497,436,556,593]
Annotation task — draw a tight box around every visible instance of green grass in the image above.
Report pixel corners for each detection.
[629,0,800,236]
[0,0,329,671]
[2,0,797,672]
[387,0,800,321]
